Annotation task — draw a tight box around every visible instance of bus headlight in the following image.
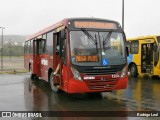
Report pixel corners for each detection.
[121,66,127,78]
[71,67,82,81]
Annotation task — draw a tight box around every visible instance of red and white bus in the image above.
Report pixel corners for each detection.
[24,18,128,93]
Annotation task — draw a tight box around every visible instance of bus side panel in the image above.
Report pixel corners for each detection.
[24,54,33,70]
[47,58,53,80]
[132,42,142,74]
[153,66,160,77]
[33,56,41,77]
[40,54,52,81]
[61,65,68,91]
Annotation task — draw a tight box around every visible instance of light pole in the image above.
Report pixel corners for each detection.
[0,27,5,70]
[122,0,124,30]
[10,39,12,60]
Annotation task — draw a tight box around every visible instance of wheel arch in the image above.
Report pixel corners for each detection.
[48,68,53,82]
[128,62,138,77]
[128,62,137,70]
[29,62,31,72]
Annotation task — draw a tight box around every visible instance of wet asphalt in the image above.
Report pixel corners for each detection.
[0,73,160,120]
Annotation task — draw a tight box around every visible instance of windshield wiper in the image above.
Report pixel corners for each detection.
[102,32,112,52]
[81,28,98,53]
[82,28,97,44]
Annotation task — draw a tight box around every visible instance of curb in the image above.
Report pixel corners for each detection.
[0,69,28,74]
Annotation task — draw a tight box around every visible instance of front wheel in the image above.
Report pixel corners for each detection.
[129,64,138,77]
[49,72,60,93]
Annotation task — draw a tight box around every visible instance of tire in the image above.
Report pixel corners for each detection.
[30,67,37,80]
[152,75,159,79]
[129,64,138,77]
[30,68,35,79]
[49,72,60,93]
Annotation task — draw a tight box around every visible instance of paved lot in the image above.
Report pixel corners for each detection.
[0,73,160,120]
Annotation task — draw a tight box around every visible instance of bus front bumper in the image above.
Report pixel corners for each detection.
[67,76,128,93]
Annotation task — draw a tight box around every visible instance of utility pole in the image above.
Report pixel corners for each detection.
[122,0,124,30]
[10,39,12,60]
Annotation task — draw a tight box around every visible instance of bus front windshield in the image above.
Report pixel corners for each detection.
[70,30,126,66]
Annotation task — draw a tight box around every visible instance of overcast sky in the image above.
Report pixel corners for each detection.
[0,0,160,38]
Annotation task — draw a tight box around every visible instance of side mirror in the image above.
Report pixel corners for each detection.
[61,29,65,40]
[126,47,129,56]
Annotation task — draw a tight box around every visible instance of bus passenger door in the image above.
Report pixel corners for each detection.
[53,32,60,85]
[153,43,159,73]
[141,43,154,74]
[53,29,66,89]
[33,40,41,77]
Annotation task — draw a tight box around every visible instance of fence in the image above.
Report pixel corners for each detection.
[0,43,24,71]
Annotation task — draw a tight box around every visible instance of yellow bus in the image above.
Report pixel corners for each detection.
[127,35,160,77]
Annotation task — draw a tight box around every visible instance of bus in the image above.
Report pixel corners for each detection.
[127,35,160,77]
[24,18,128,93]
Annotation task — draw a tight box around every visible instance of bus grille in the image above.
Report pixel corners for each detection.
[84,79,117,90]
[83,68,120,75]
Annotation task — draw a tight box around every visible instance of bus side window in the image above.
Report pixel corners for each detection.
[38,40,42,54]
[41,39,46,53]
[36,39,46,54]
[56,32,60,54]
[30,40,33,53]
[28,41,31,54]
[24,41,27,53]
[154,42,159,66]
[46,32,53,56]
[42,34,47,54]
[131,40,139,54]
[126,41,131,53]
[46,32,54,55]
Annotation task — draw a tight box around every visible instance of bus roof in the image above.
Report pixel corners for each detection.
[127,35,160,41]
[26,18,67,40]
[26,17,121,41]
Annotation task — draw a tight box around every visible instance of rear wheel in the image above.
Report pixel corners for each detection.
[129,64,138,77]
[29,67,38,80]
[49,72,60,93]
[30,68,35,79]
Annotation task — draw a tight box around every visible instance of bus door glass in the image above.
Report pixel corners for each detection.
[153,42,159,68]
[53,32,61,85]
[33,39,42,76]
[156,36,160,69]
[40,38,46,78]
[141,43,154,74]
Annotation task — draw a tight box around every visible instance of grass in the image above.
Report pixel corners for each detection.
[0,69,28,74]
[0,56,25,74]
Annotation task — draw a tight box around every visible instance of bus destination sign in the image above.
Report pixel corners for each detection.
[76,55,98,62]
[74,21,117,29]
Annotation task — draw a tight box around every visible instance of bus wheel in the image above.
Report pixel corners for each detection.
[49,72,60,93]
[30,69,35,79]
[130,64,138,77]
